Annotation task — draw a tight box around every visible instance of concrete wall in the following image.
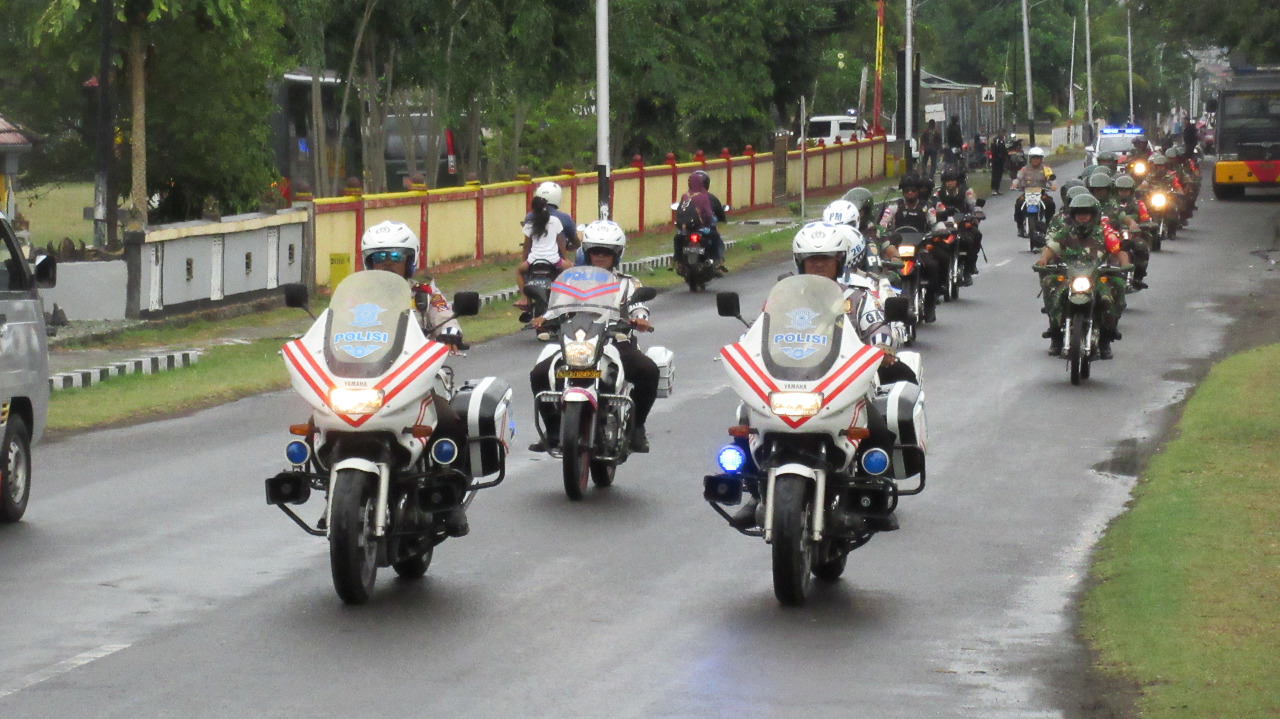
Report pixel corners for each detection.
[40,261,128,320]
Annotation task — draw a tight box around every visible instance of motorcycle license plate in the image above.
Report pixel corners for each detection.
[556,369,601,379]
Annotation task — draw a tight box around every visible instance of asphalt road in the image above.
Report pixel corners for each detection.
[2,166,1277,718]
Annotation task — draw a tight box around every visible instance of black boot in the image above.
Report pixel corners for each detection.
[1046,324,1064,356]
[729,497,759,529]
[630,422,650,453]
[924,296,938,323]
[1017,221,1027,238]
[445,506,470,537]
[1099,327,1116,360]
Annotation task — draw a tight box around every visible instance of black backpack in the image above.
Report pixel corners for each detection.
[675,195,703,230]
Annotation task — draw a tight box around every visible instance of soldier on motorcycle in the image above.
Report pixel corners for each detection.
[1110,174,1152,290]
[1035,195,1129,359]
[529,220,660,454]
[1012,147,1057,238]
[359,220,471,536]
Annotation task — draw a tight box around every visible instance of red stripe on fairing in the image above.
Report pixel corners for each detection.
[375,341,447,392]
[780,346,883,429]
[720,343,778,404]
[283,340,332,402]
[380,344,449,404]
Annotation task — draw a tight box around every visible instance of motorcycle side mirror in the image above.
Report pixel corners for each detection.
[33,254,57,289]
[630,287,658,304]
[716,291,741,318]
[452,291,481,317]
[1049,173,1058,181]
[883,296,910,324]
[283,283,309,309]
[976,198,987,207]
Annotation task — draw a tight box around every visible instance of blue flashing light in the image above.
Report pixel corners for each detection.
[431,438,459,465]
[1100,127,1122,135]
[861,448,890,476]
[285,440,311,466]
[717,445,747,474]
[1124,127,1144,135]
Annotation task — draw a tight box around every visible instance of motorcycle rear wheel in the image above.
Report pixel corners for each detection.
[771,475,815,606]
[561,403,593,501]
[590,460,615,487]
[329,468,379,604]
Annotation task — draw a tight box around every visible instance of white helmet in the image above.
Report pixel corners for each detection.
[792,221,850,274]
[1028,146,1046,158]
[534,181,563,207]
[822,199,859,226]
[841,225,868,269]
[580,219,627,265]
[360,220,418,277]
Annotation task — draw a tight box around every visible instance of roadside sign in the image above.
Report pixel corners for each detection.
[981,86,997,104]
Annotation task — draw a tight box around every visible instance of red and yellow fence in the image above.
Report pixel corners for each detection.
[309,136,887,286]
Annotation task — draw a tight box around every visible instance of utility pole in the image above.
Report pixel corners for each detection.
[1126,8,1135,124]
[904,0,915,171]
[1068,18,1077,119]
[1085,0,1094,142]
[1020,0,1035,146]
[873,0,885,134]
[595,0,610,220]
[94,0,113,247]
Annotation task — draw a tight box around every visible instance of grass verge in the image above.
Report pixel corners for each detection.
[1081,343,1280,718]
[15,182,96,247]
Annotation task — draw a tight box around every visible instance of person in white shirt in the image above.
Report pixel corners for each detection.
[514,195,568,309]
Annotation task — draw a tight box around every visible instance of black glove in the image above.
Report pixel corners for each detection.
[439,332,468,350]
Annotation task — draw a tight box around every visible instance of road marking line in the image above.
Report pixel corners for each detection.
[995,259,1011,267]
[0,644,131,699]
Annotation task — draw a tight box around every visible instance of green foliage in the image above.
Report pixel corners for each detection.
[1136,0,1280,64]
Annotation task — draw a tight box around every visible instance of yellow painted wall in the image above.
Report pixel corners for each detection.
[425,194,478,265]
[644,173,675,229]
[483,191,528,256]
[610,171,642,233]
[314,210,357,286]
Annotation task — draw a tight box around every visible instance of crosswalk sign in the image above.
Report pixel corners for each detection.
[981,86,997,104]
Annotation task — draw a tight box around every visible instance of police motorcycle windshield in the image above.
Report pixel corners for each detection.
[759,275,847,382]
[323,270,413,378]
[544,265,625,322]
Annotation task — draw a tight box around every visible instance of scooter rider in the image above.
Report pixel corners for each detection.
[729,223,913,531]
[672,171,726,272]
[932,167,983,281]
[359,220,471,536]
[1012,146,1057,238]
[1035,195,1129,359]
[878,172,941,322]
[529,220,660,454]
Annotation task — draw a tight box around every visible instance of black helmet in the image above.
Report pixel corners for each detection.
[941,168,961,184]
[899,172,926,192]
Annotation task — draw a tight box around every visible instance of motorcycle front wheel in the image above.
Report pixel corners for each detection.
[561,403,593,500]
[1067,314,1085,386]
[948,253,961,301]
[329,468,379,604]
[771,475,815,606]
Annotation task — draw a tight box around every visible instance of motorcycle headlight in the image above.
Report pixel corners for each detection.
[1132,161,1147,175]
[1070,276,1093,294]
[329,387,384,415]
[897,245,916,258]
[769,391,823,418]
[563,339,597,368]
[1150,192,1167,209]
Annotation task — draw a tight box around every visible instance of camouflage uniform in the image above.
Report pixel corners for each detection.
[1040,221,1126,330]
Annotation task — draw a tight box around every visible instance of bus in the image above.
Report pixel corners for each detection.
[1212,66,1280,199]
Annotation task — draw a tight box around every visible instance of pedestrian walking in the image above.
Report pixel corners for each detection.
[989,128,1010,195]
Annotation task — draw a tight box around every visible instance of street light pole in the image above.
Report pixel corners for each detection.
[1020,0,1035,147]
[1126,8,1135,124]
[904,0,915,171]
[94,0,113,247]
[595,0,610,221]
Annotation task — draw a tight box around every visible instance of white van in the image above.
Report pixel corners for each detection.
[0,211,57,523]
[804,115,867,146]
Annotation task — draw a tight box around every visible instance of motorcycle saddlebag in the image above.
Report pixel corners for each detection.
[872,380,927,480]
[450,376,515,479]
[645,346,675,398]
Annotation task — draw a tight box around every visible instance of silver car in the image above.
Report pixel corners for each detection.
[0,211,57,523]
